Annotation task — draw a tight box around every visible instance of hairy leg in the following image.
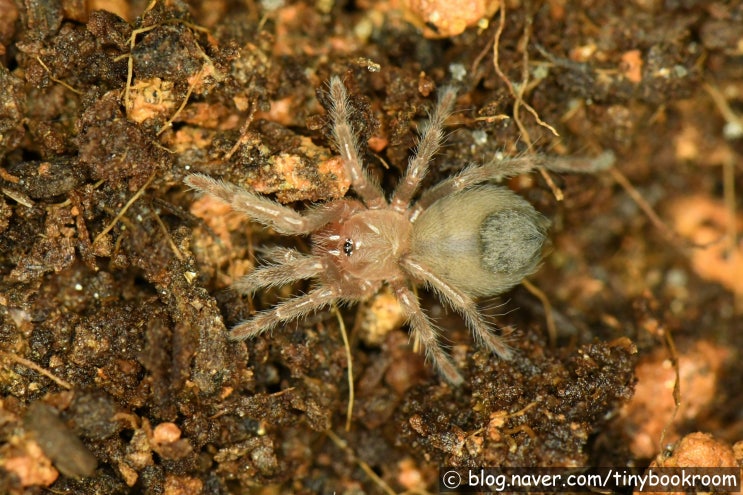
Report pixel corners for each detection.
[390,280,464,386]
[390,85,458,212]
[185,174,359,234]
[328,76,386,210]
[410,151,615,220]
[402,258,512,360]
[232,250,324,294]
[229,287,340,340]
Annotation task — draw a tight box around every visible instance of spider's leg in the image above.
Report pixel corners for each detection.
[411,151,614,219]
[402,258,512,360]
[233,252,324,294]
[229,287,339,340]
[391,85,458,212]
[328,76,386,209]
[390,280,464,386]
[185,174,354,234]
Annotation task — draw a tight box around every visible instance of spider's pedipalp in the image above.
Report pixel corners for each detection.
[232,252,324,295]
[229,287,340,340]
[328,76,386,210]
[255,246,305,264]
[391,84,458,212]
[390,280,464,386]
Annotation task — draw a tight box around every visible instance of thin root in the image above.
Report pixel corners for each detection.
[36,56,82,95]
[521,279,556,349]
[492,0,563,200]
[0,351,72,389]
[93,171,156,246]
[326,430,397,495]
[656,322,681,461]
[608,167,703,251]
[332,305,355,433]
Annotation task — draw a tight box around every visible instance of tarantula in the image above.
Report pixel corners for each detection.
[185,76,612,385]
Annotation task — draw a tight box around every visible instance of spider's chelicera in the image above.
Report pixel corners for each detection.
[185,77,611,385]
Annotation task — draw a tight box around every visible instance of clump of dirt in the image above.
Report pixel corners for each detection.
[1,0,741,494]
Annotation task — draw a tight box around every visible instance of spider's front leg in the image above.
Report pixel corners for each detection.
[230,287,341,340]
[184,174,353,235]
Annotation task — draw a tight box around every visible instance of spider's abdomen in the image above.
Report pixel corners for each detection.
[479,208,548,275]
[409,185,549,298]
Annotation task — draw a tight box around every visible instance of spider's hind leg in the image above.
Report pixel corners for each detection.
[391,281,464,386]
[401,258,513,361]
[411,151,615,217]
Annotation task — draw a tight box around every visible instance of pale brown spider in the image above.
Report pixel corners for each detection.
[185,77,612,385]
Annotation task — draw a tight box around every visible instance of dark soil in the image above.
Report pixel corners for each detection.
[1,0,741,494]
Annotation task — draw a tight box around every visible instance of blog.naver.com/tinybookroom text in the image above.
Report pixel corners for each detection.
[438,466,740,492]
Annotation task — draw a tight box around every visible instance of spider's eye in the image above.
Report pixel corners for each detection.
[343,239,354,256]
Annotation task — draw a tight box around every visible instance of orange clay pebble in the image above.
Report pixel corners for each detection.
[398,0,499,38]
